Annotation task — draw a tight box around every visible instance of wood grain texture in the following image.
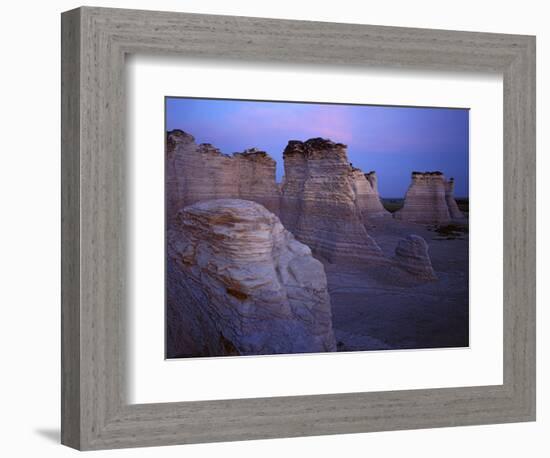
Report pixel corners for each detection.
[60,7,81,449]
[61,6,536,450]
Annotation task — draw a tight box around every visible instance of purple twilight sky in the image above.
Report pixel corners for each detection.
[165,97,469,198]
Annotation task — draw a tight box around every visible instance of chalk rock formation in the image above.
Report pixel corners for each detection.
[394,234,437,280]
[395,172,457,224]
[166,130,280,226]
[351,169,391,222]
[166,199,337,357]
[166,131,236,221]
[445,178,465,220]
[166,129,198,226]
[280,138,385,263]
[234,148,280,216]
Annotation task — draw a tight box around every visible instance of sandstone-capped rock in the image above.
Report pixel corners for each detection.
[394,234,437,280]
[364,171,379,192]
[351,169,391,222]
[166,130,239,215]
[166,130,280,226]
[445,177,465,220]
[394,172,452,224]
[234,148,280,215]
[280,138,385,263]
[166,199,337,357]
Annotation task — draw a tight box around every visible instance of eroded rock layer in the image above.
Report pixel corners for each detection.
[166,199,337,357]
[166,130,280,226]
[395,172,462,224]
[394,235,437,280]
[280,138,385,263]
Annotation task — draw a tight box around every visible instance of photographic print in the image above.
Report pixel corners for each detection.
[165,97,469,359]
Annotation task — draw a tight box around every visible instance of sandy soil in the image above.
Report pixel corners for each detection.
[325,218,469,352]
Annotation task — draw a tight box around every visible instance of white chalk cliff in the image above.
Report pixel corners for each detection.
[280,138,385,264]
[445,177,465,220]
[395,172,463,224]
[166,130,280,226]
[351,169,391,222]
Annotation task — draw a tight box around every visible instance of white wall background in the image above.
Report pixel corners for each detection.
[0,0,546,456]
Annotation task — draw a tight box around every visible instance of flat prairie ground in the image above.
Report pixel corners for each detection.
[326,217,469,352]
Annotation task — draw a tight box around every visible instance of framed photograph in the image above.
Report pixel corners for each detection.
[164,97,470,359]
[61,6,536,450]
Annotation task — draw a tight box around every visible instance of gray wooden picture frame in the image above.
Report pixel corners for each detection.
[61,6,536,451]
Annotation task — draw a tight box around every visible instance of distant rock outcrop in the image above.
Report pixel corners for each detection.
[280,138,385,263]
[351,169,391,222]
[395,172,463,224]
[166,199,337,357]
[166,130,280,226]
[444,178,465,220]
[394,234,437,280]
